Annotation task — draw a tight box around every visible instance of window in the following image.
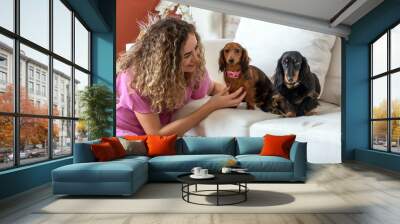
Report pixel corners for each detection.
[0,35,13,114]
[0,0,91,170]
[75,18,89,69]
[28,67,34,80]
[0,54,7,67]
[0,71,7,86]
[53,0,72,60]
[35,70,41,81]
[371,23,400,154]
[0,0,14,32]
[0,54,7,86]
[41,73,46,82]
[20,0,49,49]
[28,81,34,94]
[42,85,46,97]
[36,83,40,95]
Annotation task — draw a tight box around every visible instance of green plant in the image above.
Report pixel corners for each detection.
[79,84,114,140]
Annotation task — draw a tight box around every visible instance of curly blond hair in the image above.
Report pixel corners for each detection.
[117,18,206,113]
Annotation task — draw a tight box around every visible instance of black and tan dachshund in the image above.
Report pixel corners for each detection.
[219,42,274,111]
[271,51,321,117]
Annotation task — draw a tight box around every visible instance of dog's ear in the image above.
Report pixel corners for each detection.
[300,56,313,89]
[273,56,284,89]
[218,48,226,72]
[300,56,311,75]
[240,47,250,73]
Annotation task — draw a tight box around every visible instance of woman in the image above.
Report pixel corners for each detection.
[116,18,246,136]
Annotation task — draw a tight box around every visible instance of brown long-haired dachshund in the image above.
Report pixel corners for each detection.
[219,42,274,111]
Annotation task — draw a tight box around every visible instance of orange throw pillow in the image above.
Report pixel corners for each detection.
[101,137,126,158]
[124,135,147,141]
[260,134,296,159]
[146,134,177,157]
[91,142,117,161]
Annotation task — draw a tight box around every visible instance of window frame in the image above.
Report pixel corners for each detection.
[370,21,400,154]
[0,0,92,171]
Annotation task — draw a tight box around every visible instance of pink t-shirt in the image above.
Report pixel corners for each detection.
[116,70,212,136]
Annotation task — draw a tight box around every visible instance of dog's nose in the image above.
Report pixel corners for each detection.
[228,59,234,64]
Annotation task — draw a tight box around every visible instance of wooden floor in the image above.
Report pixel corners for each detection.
[1,162,400,224]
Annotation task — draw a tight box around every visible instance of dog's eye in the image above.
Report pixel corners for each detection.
[235,49,240,53]
[224,49,229,53]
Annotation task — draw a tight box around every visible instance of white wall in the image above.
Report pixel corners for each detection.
[191,7,223,40]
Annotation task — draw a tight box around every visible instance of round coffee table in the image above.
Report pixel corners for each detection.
[177,173,255,206]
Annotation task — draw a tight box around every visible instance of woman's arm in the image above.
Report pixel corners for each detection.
[135,87,246,136]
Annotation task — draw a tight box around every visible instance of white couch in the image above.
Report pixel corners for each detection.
[172,36,341,164]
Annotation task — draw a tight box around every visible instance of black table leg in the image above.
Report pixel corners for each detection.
[245,183,247,201]
[187,184,190,202]
[217,184,219,206]
[181,183,183,200]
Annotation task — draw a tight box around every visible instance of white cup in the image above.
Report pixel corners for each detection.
[221,167,232,174]
[200,169,208,176]
[191,167,202,176]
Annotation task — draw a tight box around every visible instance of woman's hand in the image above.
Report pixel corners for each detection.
[206,87,246,110]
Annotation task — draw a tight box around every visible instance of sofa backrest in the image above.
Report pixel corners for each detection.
[74,137,299,161]
[73,139,100,163]
[176,137,236,155]
[235,137,263,155]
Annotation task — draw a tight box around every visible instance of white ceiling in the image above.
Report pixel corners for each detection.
[171,0,384,37]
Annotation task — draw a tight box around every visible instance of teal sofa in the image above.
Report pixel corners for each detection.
[52,137,307,196]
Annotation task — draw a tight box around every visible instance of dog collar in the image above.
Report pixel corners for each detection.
[225,71,241,79]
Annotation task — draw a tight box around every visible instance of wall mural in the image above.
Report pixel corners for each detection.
[115,2,342,163]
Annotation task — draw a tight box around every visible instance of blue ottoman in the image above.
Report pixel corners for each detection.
[52,156,148,196]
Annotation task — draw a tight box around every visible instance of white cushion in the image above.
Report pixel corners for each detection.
[171,96,280,137]
[233,18,336,96]
[249,101,341,163]
[320,38,341,105]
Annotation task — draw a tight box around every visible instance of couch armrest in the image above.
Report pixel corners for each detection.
[73,140,100,163]
[289,141,307,181]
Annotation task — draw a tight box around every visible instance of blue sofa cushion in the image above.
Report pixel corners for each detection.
[236,137,263,155]
[176,137,236,155]
[116,155,150,163]
[148,154,235,172]
[53,158,147,183]
[236,155,293,172]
